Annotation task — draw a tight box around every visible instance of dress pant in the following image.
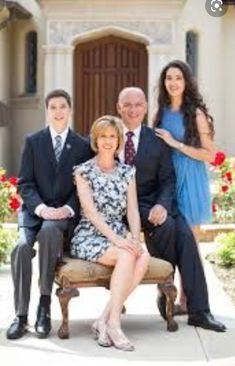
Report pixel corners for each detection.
[11,219,69,316]
[144,216,176,265]
[144,214,209,314]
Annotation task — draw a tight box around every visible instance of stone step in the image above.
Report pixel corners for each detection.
[198,224,235,242]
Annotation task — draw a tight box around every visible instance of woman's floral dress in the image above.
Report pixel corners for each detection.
[70,158,135,261]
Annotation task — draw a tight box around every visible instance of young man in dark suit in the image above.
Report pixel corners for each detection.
[7,89,92,340]
[117,87,226,332]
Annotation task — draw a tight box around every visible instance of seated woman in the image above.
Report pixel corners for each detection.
[70,115,150,351]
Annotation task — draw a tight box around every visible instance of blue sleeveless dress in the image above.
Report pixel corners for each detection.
[161,108,212,226]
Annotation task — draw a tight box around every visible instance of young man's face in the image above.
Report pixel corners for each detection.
[46,96,71,132]
[117,90,147,130]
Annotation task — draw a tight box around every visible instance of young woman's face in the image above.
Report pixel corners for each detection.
[164,67,185,100]
[96,126,119,155]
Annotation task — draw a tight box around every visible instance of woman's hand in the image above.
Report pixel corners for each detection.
[155,128,178,149]
[130,238,144,256]
[114,235,142,256]
[127,232,144,256]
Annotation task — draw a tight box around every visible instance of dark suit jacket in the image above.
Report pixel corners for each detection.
[134,125,177,230]
[18,127,92,229]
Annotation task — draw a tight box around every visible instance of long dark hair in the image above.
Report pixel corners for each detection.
[154,60,214,147]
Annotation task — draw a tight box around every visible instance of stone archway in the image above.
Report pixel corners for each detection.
[74,34,148,135]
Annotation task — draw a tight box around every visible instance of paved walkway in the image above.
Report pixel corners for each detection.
[0,242,235,366]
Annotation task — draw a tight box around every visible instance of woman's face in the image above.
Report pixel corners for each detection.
[164,67,185,100]
[96,126,119,155]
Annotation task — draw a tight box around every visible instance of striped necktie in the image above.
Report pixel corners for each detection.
[54,135,62,162]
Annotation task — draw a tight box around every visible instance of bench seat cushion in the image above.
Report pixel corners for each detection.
[56,256,173,285]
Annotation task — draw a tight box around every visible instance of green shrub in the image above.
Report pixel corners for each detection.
[0,227,17,265]
[215,232,235,267]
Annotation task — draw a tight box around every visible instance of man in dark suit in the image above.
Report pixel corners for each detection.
[6,89,92,340]
[117,87,226,332]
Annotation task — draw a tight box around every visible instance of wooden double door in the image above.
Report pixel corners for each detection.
[74,35,148,135]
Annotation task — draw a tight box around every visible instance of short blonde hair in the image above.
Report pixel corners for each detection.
[90,115,124,154]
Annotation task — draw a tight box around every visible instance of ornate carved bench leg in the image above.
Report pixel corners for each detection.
[158,282,178,332]
[56,287,80,339]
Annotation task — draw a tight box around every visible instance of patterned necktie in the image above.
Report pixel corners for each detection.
[124,131,135,165]
[54,135,62,162]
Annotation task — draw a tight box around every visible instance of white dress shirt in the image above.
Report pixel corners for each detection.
[50,126,69,151]
[119,124,142,164]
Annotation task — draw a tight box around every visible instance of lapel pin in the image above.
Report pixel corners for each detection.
[66,143,71,150]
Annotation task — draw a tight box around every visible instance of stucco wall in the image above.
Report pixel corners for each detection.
[0,0,42,173]
[177,0,228,152]
[0,27,11,171]
[0,127,10,170]
[10,13,44,173]
[2,0,234,174]
[222,7,235,156]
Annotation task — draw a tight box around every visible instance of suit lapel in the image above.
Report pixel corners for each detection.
[57,129,74,171]
[41,127,57,170]
[134,126,147,168]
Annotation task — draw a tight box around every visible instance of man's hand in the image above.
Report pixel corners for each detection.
[40,207,59,220]
[40,206,71,220]
[54,206,71,219]
[148,204,167,226]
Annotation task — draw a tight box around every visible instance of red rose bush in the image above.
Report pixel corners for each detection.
[210,152,235,223]
[0,167,21,224]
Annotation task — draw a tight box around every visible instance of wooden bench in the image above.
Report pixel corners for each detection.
[55,255,178,339]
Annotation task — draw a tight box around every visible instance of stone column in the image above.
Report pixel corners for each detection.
[146,45,174,125]
[43,45,74,99]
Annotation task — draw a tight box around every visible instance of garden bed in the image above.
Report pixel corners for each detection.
[207,251,235,307]
[199,223,235,242]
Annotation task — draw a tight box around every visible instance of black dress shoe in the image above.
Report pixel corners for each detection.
[6,317,28,340]
[35,305,51,338]
[157,293,167,320]
[188,311,226,332]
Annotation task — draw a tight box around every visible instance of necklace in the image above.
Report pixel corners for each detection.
[94,157,117,174]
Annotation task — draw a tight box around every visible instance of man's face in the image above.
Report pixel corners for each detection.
[46,97,71,131]
[117,90,147,130]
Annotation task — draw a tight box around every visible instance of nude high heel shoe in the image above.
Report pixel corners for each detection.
[91,321,99,340]
[91,320,112,347]
[106,324,135,351]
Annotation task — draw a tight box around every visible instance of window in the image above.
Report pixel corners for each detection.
[186,31,198,78]
[25,31,37,94]
[223,0,235,4]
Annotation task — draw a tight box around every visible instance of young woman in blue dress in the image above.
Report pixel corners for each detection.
[154,60,216,314]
